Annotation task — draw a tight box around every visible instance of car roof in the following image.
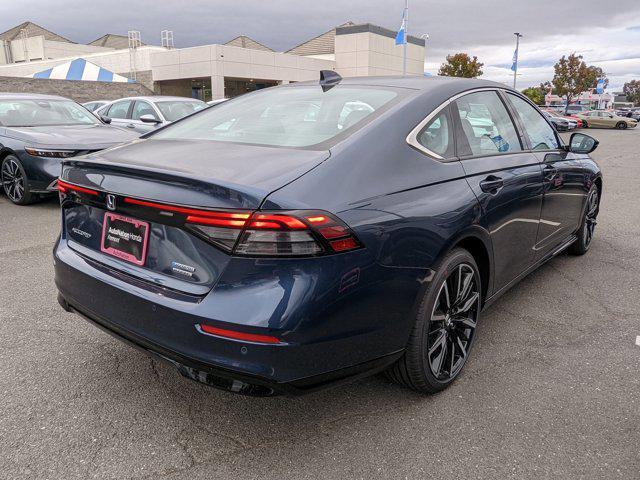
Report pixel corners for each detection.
[0,92,71,101]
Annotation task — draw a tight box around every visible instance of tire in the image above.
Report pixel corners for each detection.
[569,185,599,255]
[1,155,37,205]
[616,122,627,130]
[386,248,482,394]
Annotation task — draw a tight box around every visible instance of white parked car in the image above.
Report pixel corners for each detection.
[96,96,207,134]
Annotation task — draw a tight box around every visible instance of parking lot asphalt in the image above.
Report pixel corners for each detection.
[1,128,639,479]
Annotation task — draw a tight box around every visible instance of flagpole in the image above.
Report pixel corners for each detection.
[403,0,408,76]
[513,32,522,88]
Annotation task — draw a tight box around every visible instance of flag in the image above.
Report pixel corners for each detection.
[510,48,518,72]
[395,11,406,45]
[596,78,604,94]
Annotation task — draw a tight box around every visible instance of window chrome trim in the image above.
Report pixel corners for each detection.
[406,87,512,160]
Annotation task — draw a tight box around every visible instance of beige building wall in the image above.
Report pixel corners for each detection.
[42,40,113,59]
[9,36,46,62]
[334,27,424,77]
[150,44,335,99]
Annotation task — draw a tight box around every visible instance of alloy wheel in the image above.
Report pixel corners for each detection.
[1,158,25,203]
[583,188,599,248]
[426,263,480,381]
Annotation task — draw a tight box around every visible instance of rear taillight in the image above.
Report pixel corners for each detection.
[57,180,99,196]
[190,210,361,257]
[120,197,362,257]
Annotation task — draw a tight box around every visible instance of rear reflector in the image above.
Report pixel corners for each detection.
[198,324,282,344]
[329,237,359,252]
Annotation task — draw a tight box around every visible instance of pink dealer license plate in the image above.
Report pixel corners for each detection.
[100,212,150,266]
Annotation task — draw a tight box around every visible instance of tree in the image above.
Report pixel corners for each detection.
[438,53,483,78]
[522,86,545,105]
[552,54,608,111]
[623,80,640,106]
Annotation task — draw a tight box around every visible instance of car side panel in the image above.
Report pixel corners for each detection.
[461,153,544,290]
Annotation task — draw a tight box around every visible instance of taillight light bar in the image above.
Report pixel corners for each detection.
[57,179,99,196]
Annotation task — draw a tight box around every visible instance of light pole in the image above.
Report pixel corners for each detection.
[402,0,409,76]
[421,33,430,75]
[513,32,523,89]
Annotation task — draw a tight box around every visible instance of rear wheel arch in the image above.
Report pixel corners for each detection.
[454,235,491,306]
[429,227,493,307]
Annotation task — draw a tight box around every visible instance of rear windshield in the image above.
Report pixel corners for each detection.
[156,100,206,122]
[152,86,400,148]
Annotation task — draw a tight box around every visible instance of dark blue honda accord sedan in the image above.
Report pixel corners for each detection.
[54,74,602,396]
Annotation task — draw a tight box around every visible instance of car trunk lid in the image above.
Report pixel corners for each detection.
[59,139,329,295]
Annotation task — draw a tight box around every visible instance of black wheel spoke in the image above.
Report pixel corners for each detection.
[428,331,447,376]
[456,336,467,360]
[457,291,479,315]
[442,280,452,309]
[449,337,456,374]
[453,316,476,329]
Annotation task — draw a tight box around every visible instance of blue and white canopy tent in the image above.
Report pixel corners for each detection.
[28,58,134,83]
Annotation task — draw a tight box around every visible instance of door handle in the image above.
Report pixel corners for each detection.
[479,175,504,193]
[126,123,136,128]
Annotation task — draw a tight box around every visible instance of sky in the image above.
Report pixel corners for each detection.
[2,0,640,91]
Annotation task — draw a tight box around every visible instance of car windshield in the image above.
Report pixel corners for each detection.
[152,86,400,148]
[0,99,100,127]
[155,101,207,122]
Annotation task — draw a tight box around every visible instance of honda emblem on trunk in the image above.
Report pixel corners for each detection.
[106,194,116,211]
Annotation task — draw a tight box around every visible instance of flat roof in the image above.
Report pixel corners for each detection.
[335,23,425,47]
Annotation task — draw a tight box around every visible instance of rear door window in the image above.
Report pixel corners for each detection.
[107,100,132,119]
[453,91,522,157]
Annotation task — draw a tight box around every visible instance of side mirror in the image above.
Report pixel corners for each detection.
[568,133,598,154]
[100,115,112,124]
[140,114,161,124]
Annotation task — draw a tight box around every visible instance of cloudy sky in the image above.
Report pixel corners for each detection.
[3,0,640,90]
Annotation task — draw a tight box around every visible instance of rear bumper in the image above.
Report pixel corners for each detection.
[54,237,418,396]
[57,293,401,396]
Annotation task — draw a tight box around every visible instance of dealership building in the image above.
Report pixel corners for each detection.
[0,21,426,100]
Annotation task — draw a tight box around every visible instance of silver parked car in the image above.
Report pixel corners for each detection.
[96,96,207,134]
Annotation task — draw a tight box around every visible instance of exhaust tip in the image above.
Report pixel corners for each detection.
[174,362,276,396]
